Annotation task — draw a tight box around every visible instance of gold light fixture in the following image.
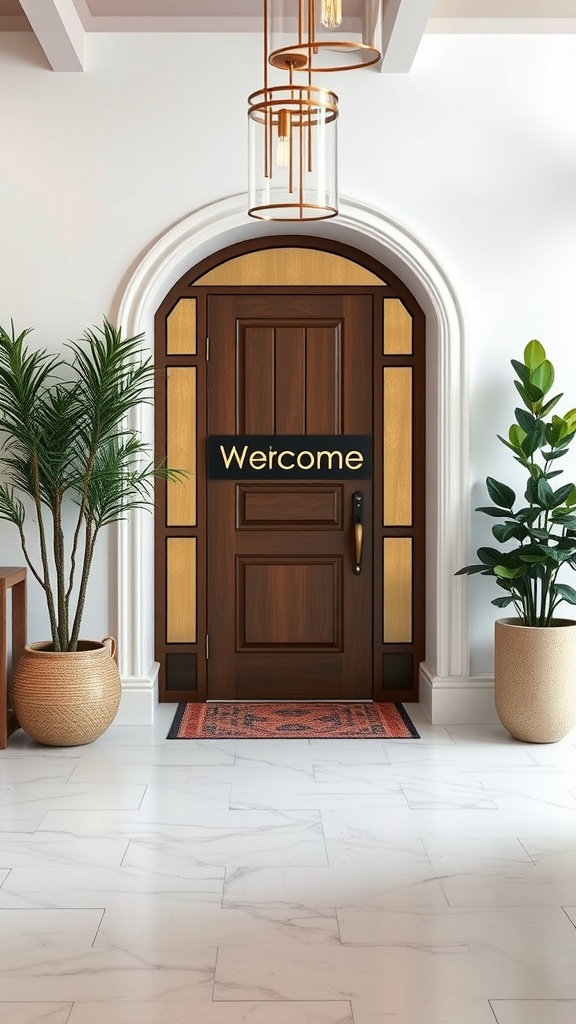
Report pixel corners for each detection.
[268,0,381,73]
[247,2,381,222]
[248,3,339,221]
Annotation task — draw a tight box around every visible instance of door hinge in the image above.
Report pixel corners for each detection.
[205,633,210,660]
[206,336,210,361]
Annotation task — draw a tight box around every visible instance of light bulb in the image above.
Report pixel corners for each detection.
[321,0,342,29]
[277,108,291,168]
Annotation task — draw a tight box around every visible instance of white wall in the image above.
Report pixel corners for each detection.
[0,28,575,677]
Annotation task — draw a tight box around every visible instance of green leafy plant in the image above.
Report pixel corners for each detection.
[457,340,576,626]
[0,319,178,651]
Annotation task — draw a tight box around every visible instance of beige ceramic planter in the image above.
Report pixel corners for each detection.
[494,617,576,743]
[12,638,121,747]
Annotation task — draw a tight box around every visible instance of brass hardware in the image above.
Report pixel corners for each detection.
[352,491,363,574]
[205,634,210,660]
[206,336,210,361]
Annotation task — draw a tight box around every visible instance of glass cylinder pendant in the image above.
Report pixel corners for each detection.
[268,0,381,73]
[248,83,338,221]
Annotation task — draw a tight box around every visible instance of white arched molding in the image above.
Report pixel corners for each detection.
[115,193,485,726]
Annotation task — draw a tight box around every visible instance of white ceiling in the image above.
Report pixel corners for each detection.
[1,0,576,73]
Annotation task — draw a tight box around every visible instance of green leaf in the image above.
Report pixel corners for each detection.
[514,408,536,434]
[524,339,546,369]
[553,584,576,604]
[530,359,554,396]
[492,596,516,607]
[537,478,555,508]
[553,483,576,506]
[486,477,516,509]
[521,420,546,457]
[511,359,531,385]
[475,506,512,518]
[455,564,492,576]
[477,547,502,567]
[494,564,524,579]
[539,393,562,417]
[514,380,536,410]
[508,423,527,448]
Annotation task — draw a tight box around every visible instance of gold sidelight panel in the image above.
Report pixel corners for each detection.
[383,367,412,526]
[167,367,196,526]
[383,538,412,643]
[383,298,413,355]
[167,298,197,355]
[167,538,196,643]
[193,249,386,286]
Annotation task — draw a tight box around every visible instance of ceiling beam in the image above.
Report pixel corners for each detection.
[19,0,85,72]
[365,0,436,73]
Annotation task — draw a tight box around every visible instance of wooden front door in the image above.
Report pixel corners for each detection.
[206,293,373,700]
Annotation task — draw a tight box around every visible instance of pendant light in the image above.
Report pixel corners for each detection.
[268,0,381,73]
[248,2,339,221]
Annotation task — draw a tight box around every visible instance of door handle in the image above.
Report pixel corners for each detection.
[352,491,363,575]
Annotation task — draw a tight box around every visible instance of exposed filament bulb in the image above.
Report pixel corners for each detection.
[277,108,291,168]
[321,0,342,29]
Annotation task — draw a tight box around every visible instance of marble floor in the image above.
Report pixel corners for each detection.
[1,704,576,1024]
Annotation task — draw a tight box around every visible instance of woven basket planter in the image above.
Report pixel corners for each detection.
[12,638,121,747]
[495,617,576,743]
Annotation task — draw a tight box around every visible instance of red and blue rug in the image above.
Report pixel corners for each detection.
[168,701,419,740]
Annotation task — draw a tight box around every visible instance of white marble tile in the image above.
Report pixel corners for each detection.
[0,863,224,909]
[472,770,576,811]
[438,865,576,907]
[213,941,576,1004]
[400,779,497,809]
[223,854,448,909]
[0,812,47,834]
[0,946,217,1002]
[96,899,340,947]
[491,1000,576,1024]
[0,758,78,784]
[0,783,146,812]
[0,1004,73,1024]
[0,832,128,870]
[67,743,236,774]
[66,1002,354,1024]
[422,837,534,872]
[0,909,103,952]
[336,904,576,954]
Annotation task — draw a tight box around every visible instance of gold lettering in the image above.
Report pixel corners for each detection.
[297,450,315,470]
[267,449,277,469]
[345,451,363,471]
[317,450,344,471]
[220,444,248,469]
[249,451,267,470]
[277,450,295,470]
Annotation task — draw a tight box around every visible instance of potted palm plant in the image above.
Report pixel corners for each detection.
[457,340,576,741]
[0,319,175,746]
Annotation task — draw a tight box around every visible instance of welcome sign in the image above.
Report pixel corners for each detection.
[208,435,372,480]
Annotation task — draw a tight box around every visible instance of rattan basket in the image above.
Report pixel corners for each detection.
[12,638,121,747]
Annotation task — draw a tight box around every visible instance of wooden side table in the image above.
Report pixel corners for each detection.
[0,567,27,749]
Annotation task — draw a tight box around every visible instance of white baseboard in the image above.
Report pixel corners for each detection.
[419,663,499,725]
[115,663,159,725]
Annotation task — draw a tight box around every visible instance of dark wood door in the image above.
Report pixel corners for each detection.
[206,293,373,700]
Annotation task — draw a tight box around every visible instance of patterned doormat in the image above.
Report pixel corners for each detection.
[167,702,420,739]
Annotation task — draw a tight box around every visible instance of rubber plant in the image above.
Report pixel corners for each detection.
[457,340,576,626]
[0,319,177,651]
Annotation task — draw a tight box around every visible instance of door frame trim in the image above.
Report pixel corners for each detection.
[115,192,469,721]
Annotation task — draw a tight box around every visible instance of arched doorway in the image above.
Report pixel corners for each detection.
[115,194,469,726]
[153,236,425,704]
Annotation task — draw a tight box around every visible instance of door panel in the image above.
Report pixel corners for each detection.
[207,294,373,700]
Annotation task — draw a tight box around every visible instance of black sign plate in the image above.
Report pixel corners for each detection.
[208,435,372,480]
